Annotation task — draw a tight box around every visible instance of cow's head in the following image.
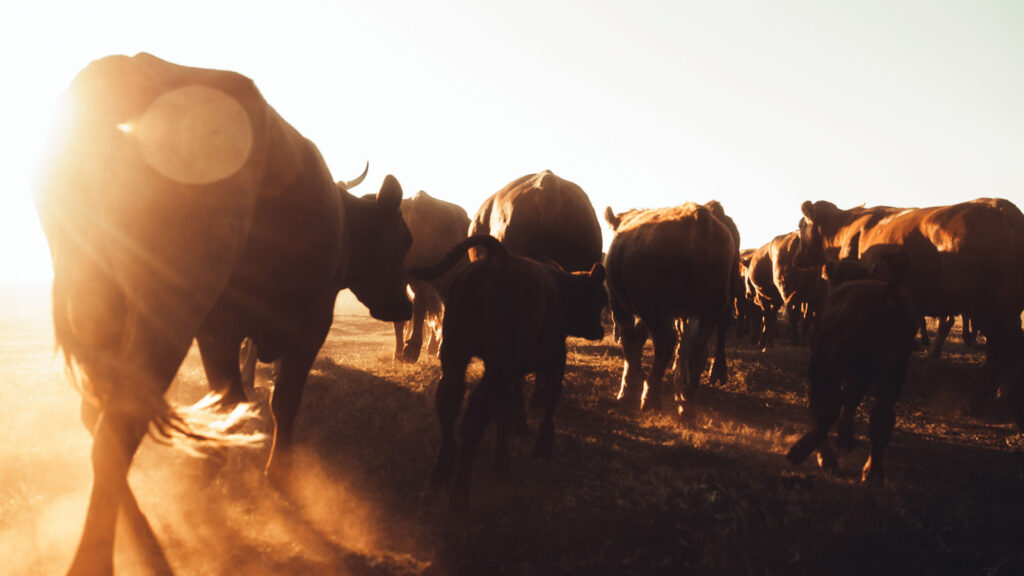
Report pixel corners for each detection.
[344,175,413,322]
[794,201,827,268]
[560,263,608,341]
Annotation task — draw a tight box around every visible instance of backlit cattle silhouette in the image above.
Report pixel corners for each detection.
[393,190,471,362]
[745,231,824,349]
[788,250,918,483]
[735,248,762,340]
[35,53,411,575]
[795,199,1024,427]
[469,170,604,428]
[604,202,737,414]
[469,170,603,272]
[411,235,606,512]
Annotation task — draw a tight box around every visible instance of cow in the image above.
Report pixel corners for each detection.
[34,53,412,575]
[469,170,604,429]
[795,199,1024,427]
[392,190,471,362]
[604,202,737,414]
[469,170,603,271]
[745,238,784,350]
[235,167,370,393]
[787,249,918,483]
[410,235,607,513]
[734,248,762,340]
[744,231,825,349]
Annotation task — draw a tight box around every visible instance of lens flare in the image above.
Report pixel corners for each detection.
[135,85,253,185]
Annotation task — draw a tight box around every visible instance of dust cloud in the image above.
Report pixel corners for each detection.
[0,285,430,576]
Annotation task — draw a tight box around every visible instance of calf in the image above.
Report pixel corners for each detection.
[787,251,918,483]
[411,235,606,512]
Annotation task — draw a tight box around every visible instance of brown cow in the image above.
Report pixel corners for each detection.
[411,235,607,512]
[788,250,918,483]
[604,202,737,413]
[735,248,762,340]
[469,170,603,271]
[745,231,825,349]
[745,237,784,349]
[34,53,411,575]
[393,190,471,362]
[796,199,1024,427]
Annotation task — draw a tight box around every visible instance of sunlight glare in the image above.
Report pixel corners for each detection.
[136,85,253,185]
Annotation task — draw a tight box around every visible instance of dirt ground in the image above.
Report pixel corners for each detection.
[1,286,1022,575]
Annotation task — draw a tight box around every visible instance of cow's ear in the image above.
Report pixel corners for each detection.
[589,262,606,282]
[800,200,815,222]
[604,206,621,231]
[378,174,403,216]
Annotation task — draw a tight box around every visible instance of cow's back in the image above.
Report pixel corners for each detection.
[36,53,342,390]
[402,191,471,269]
[469,171,602,271]
[606,203,735,319]
[858,199,1024,318]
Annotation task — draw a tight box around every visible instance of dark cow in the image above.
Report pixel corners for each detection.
[393,190,471,362]
[604,202,737,413]
[34,53,411,575]
[235,167,370,392]
[469,170,603,271]
[469,170,604,428]
[796,199,1024,426]
[788,250,918,483]
[411,235,606,512]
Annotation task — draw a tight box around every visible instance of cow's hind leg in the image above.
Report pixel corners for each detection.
[431,345,470,491]
[69,405,152,576]
[533,352,566,460]
[265,326,330,487]
[644,316,677,412]
[612,303,646,405]
[787,354,843,467]
[927,315,955,359]
[450,368,500,514]
[197,331,248,411]
[678,312,716,411]
[402,291,428,363]
[707,303,731,386]
[393,320,406,360]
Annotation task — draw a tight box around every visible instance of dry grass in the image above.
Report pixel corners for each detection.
[1,286,1022,575]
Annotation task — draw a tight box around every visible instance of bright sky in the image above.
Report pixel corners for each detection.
[2,0,1023,285]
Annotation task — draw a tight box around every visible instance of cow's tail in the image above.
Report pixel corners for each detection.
[48,260,263,453]
[410,235,508,280]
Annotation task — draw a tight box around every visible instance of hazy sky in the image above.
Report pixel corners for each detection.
[2,0,1022,284]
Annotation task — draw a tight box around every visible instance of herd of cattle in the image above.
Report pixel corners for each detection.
[34,54,1024,575]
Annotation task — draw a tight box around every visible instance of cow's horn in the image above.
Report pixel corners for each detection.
[344,161,370,189]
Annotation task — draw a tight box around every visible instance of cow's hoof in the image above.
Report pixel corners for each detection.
[816,451,839,474]
[861,457,885,484]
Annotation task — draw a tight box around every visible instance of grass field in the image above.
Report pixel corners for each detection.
[1,285,1021,575]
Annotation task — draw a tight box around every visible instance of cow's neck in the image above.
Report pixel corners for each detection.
[336,189,374,290]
